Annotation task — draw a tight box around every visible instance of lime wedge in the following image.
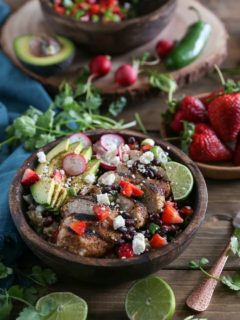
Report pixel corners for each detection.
[36,292,88,320]
[125,276,176,320]
[164,161,194,201]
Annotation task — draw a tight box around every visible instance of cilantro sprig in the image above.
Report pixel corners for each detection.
[0,81,135,151]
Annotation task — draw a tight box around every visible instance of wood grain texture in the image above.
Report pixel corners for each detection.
[1,0,227,95]
[4,0,240,319]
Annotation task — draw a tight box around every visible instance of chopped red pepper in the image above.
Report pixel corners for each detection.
[162,204,184,225]
[120,180,144,198]
[21,168,40,186]
[93,204,111,221]
[181,206,194,216]
[69,221,87,236]
[150,234,168,249]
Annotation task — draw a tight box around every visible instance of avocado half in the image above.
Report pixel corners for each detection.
[13,35,75,76]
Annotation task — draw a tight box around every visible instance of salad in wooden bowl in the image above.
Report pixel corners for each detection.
[9,130,207,283]
[160,72,240,180]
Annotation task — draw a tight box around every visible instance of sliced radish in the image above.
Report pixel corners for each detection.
[69,133,92,148]
[62,153,87,176]
[93,141,106,156]
[100,134,124,152]
[118,143,130,162]
[100,155,120,170]
[100,161,117,170]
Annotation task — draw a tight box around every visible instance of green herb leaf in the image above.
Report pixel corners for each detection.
[0,294,13,320]
[30,266,57,287]
[108,97,127,117]
[0,262,13,279]
[16,307,41,320]
[149,223,160,235]
[67,187,77,197]
[14,116,36,139]
[149,72,177,93]
[180,121,195,154]
[230,236,240,257]
[24,287,38,305]
[189,258,209,269]
[8,286,24,299]
[221,273,240,291]
[36,110,55,131]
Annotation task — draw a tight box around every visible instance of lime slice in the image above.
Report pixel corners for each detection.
[125,276,176,320]
[36,292,88,320]
[164,161,194,201]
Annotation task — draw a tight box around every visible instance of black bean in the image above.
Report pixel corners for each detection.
[118,226,128,233]
[43,216,53,227]
[121,211,131,219]
[128,137,136,144]
[102,186,112,193]
[125,219,135,227]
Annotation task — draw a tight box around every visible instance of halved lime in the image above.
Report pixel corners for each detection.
[164,161,194,201]
[36,292,88,320]
[125,276,176,320]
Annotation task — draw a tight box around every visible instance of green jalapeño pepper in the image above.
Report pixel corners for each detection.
[164,7,212,70]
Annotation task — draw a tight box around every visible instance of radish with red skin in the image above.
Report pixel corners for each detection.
[89,55,112,77]
[118,143,130,161]
[100,133,124,152]
[115,64,138,87]
[62,153,87,176]
[100,161,118,170]
[156,39,174,58]
[21,168,40,186]
[69,133,92,148]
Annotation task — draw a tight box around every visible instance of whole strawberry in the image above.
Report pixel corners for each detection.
[233,134,240,166]
[208,93,240,142]
[184,123,232,163]
[171,96,208,133]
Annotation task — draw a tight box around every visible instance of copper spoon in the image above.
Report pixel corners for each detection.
[186,211,240,312]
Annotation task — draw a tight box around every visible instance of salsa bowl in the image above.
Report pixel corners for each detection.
[9,130,207,283]
[39,0,177,55]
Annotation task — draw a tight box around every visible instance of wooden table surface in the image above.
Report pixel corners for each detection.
[5,0,240,319]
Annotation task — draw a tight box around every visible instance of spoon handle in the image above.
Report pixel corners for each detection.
[186,242,231,312]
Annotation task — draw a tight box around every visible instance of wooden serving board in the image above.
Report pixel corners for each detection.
[1,0,228,95]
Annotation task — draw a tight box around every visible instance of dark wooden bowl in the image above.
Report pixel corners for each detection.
[39,0,177,55]
[9,130,207,284]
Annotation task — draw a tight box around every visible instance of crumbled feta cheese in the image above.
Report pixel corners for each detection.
[64,177,72,188]
[141,138,155,147]
[111,156,120,166]
[37,151,47,163]
[122,153,129,162]
[127,160,134,168]
[60,169,65,176]
[139,151,154,164]
[97,193,110,205]
[84,173,96,184]
[101,173,116,186]
[132,233,146,255]
[35,205,45,213]
[113,216,125,230]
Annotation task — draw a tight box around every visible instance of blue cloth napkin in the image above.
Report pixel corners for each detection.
[0,1,51,264]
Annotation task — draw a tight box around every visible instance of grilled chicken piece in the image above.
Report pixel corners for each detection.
[131,203,148,228]
[149,179,171,198]
[61,196,95,218]
[141,182,165,213]
[57,216,111,257]
[117,194,135,211]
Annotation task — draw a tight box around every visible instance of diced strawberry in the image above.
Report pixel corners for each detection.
[131,185,144,197]
[52,169,64,183]
[181,206,194,216]
[93,204,111,221]
[150,234,168,249]
[69,221,87,236]
[89,3,100,14]
[162,204,184,224]
[120,180,144,197]
[21,168,40,186]
[117,243,134,259]
[121,183,133,197]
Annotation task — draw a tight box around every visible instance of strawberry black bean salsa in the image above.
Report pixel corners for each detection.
[49,0,140,22]
[21,133,194,259]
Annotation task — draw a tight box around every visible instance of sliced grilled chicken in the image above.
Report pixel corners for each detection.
[61,196,95,218]
[141,182,165,213]
[131,203,148,228]
[57,216,112,257]
[149,179,171,198]
[117,194,135,211]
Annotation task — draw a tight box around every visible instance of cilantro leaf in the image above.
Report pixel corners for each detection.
[30,266,57,286]
[36,110,55,131]
[35,134,56,149]
[149,72,177,93]
[189,258,209,269]
[221,273,240,291]
[0,263,13,279]
[108,97,127,117]
[14,116,36,139]
[230,236,240,257]
[0,295,13,320]
[8,285,24,299]
[16,307,42,320]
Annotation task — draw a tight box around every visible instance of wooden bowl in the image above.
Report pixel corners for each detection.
[39,0,177,55]
[9,130,207,284]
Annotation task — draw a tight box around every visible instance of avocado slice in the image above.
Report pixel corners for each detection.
[71,159,100,194]
[30,178,55,206]
[50,184,63,208]
[13,35,75,76]
[81,147,93,163]
[55,188,68,209]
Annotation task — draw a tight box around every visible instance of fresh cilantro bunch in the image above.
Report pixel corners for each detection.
[0,80,133,151]
[189,231,240,292]
[0,261,57,320]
